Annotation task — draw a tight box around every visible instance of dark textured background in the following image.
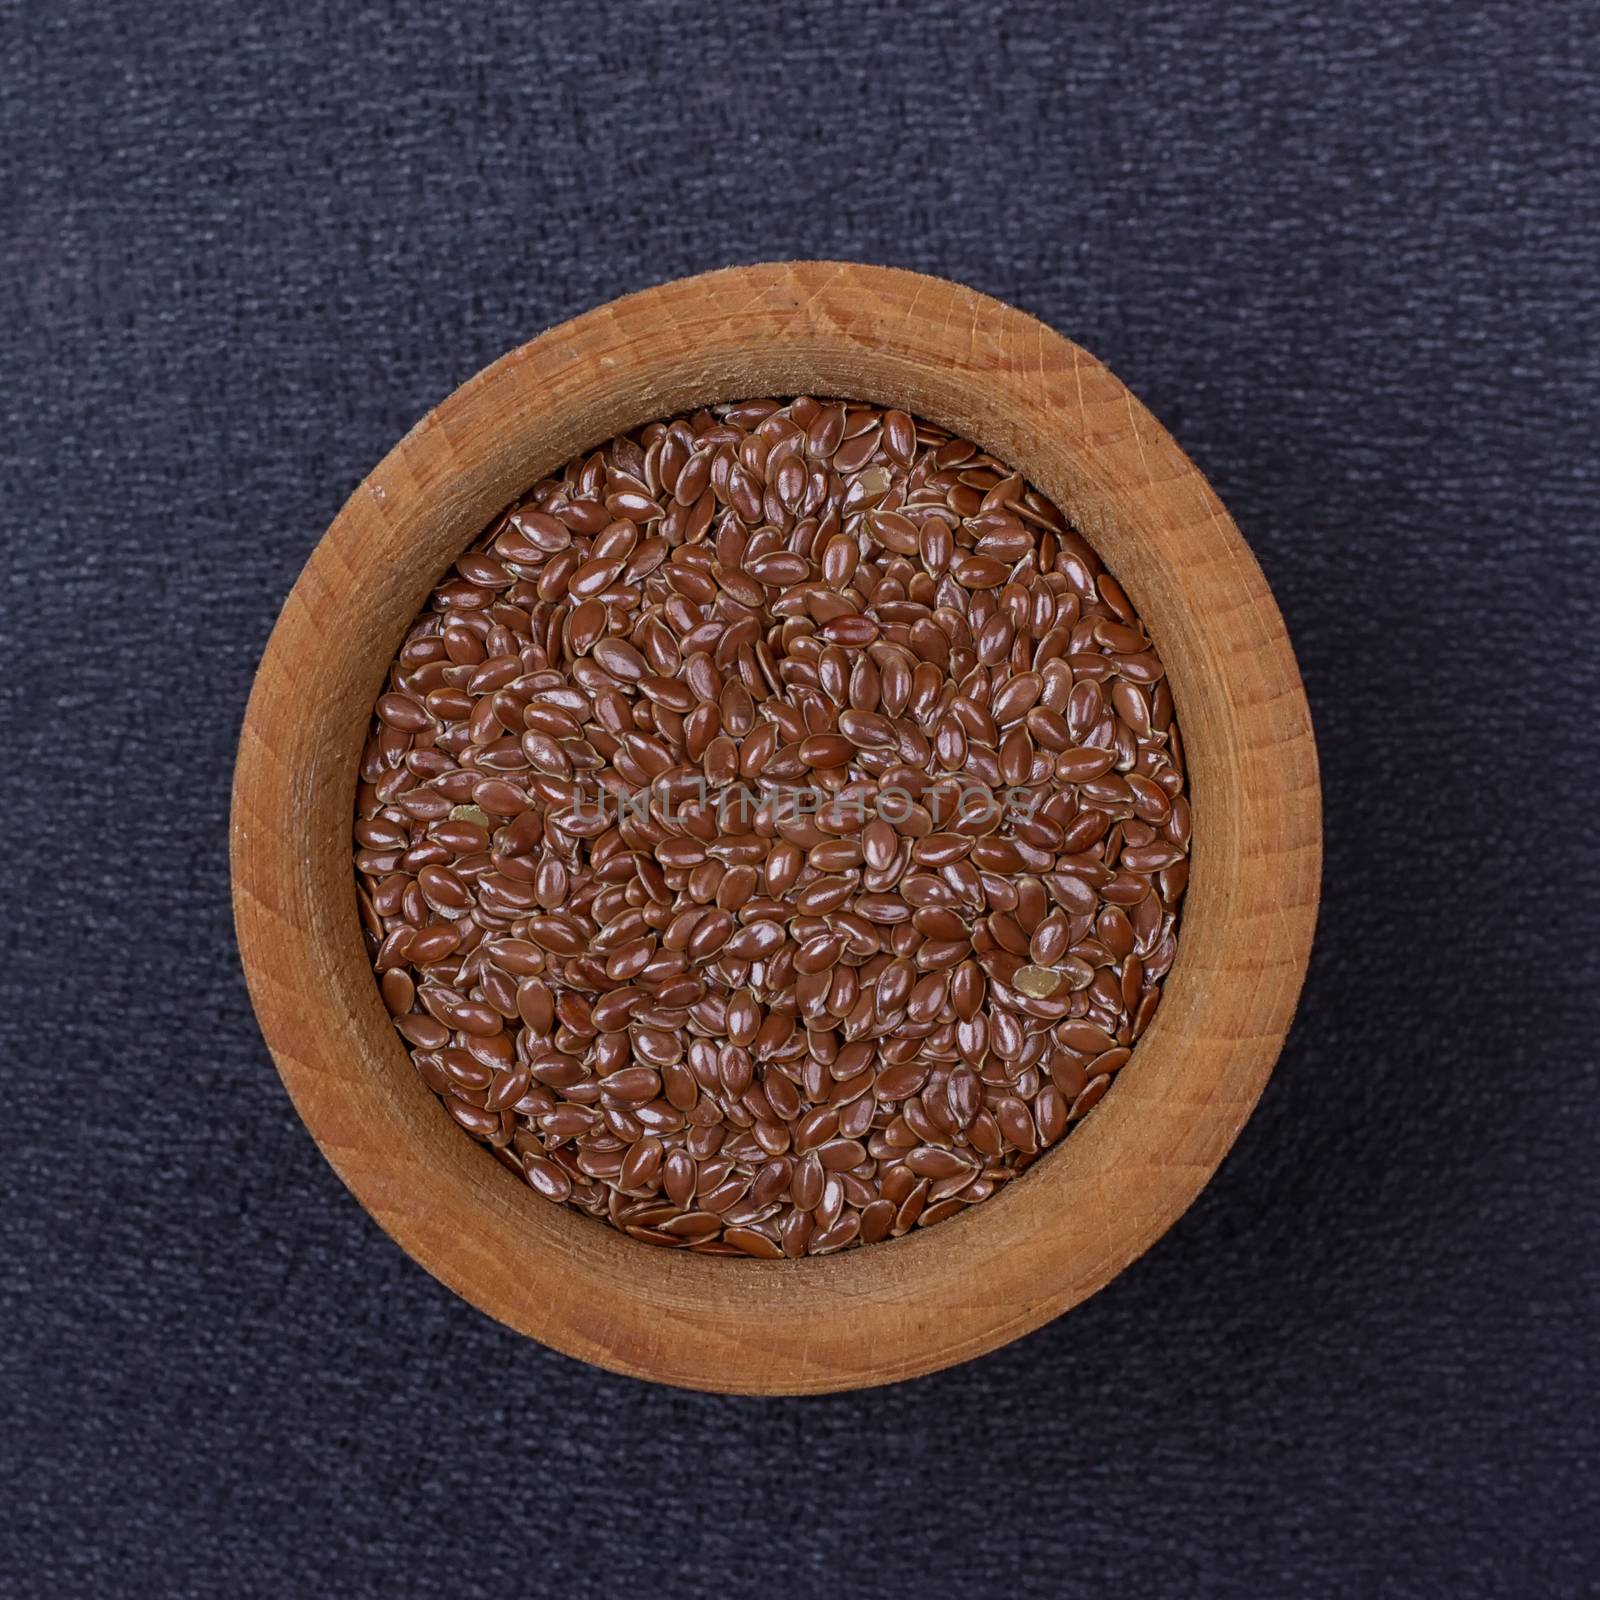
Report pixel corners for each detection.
[4,1,1597,1594]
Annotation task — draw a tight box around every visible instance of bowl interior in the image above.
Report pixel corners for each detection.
[232,262,1320,1393]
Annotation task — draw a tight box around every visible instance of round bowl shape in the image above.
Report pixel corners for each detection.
[232,262,1320,1394]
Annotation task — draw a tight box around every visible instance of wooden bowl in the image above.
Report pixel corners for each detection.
[232,261,1320,1393]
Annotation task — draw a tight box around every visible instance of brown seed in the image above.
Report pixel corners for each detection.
[946,1066,981,1127]
[948,960,985,1021]
[726,988,760,1046]
[798,734,853,769]
[894,1178,930,1232]
[376,692,429,732]
[792,1152,825,1210]
[1054,745,1118,783]
[661,1149,697,1208]
[1070,1075,1112,1119]
[907,972,949,1024]
[995,1096,1038,1153]
[998,726,1034,786]
[620,1136,665,1190]
[815,1137,867,1171]
[1059,1020,1118,1056]
[601,1066,662,1103]
[658,1211,724,1240]
[592,638,648,681]
[905,1146,973,1179]
[417,865,471,913]
[723,1226,784,1260]
[748,551,810,586]
[882,409,915,464]
[820,614,879,647]
[810,1212,861,1254]
[380,969,415,1014]
[522,1155,573,1202]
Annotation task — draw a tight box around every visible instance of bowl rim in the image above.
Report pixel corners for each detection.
[231,260,1321,1393]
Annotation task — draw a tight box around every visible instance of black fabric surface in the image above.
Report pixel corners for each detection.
[4,2,1597,1594]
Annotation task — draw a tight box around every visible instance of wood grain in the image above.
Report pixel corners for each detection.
[231,262,1321,1393]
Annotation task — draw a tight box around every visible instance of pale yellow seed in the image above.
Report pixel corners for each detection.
[1013,965,1062,998]
[449,804,490,826]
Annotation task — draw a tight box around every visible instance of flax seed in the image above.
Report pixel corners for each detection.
[356,398,1189,1255]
